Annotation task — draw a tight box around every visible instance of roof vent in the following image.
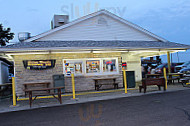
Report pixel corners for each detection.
[51,15,69,29]
[18,32,31,42]
[98,17,107,25]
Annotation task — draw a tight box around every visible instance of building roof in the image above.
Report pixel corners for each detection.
[24,9,168,42]
[0,41,189,52]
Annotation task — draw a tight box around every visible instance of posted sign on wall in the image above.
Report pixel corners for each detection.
[23,60,56,70]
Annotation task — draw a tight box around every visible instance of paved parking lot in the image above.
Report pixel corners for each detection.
[1,88,190,126]
[0,84,189,113]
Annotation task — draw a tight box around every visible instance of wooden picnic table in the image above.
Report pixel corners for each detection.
[24,86,65,108]
[168,73,184,84]
[23,82,50,97]
[168,73,184,76]
[93,78,118,91]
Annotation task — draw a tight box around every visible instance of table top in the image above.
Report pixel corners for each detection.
[168,73,184,75]
[24,86,65,92]
[0,83,12,86]
[93,78,116,80]
[146,74,163,76]
[23,82,50,86]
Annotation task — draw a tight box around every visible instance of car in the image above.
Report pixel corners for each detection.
[175,61,190,72]
[155,63,178,74]
[179,65,190,74]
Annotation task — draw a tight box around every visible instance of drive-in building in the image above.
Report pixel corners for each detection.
[0,10,189,96]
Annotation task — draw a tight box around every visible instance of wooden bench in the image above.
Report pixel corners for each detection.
[23,82,50,97]
[139,78,166,93]
[24,86,65,108]
[93,78,118,91]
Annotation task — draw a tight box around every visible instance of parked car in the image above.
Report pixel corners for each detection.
[175,61,190,72]
[155,63,178,74]
[179,65,190,74]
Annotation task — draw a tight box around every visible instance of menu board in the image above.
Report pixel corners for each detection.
[23,60,56,70]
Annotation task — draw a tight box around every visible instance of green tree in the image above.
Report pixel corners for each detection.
[0,24,14,46]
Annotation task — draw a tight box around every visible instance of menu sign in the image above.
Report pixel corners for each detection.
[23,60,56,70]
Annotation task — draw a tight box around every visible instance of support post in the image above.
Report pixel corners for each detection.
[12,77,16,106]
[163,68,167,90]
[123,71,127,94]
[167,52,171,74]
[71,73,76,99]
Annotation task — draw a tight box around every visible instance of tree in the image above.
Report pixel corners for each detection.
[0,24,14,46]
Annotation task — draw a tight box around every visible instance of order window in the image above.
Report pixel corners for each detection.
[103,59,117,72]
[86,60,100,73]
[64,61,83,75]
[63,58,118,76]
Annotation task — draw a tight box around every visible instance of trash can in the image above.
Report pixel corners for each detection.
[123,71,136,88]
[53,74,65,93]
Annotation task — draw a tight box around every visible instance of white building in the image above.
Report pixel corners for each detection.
[0,10,190,96]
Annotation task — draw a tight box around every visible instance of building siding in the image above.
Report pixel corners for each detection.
[14,52,123,96]
[121,52,142,82]
[37,14,159,41]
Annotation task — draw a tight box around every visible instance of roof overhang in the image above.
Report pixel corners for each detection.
[0,47,187,55]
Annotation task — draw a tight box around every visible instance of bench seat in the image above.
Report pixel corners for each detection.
[93,78,118,91]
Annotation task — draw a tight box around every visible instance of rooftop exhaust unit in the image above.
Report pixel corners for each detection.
[51,15,69,29]
[18,32,31,42]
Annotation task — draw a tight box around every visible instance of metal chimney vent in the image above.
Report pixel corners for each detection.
[51,15,69,29]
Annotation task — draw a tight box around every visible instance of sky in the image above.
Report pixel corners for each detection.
[0,0,190,62]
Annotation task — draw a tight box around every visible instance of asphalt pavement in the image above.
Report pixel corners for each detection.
[1,89,190,126]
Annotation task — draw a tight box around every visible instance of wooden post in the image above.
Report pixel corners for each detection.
[123,71,127,94]
[163,68,167,90]
[12,77,16,106]
[71,73,76,99]
[167,52,171,74]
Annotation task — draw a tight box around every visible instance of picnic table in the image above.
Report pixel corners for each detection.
[24,86,65,108]
[93,78,118,91]
[23,82,50,97]
[168,73,184,84]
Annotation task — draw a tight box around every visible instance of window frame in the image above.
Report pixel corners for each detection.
[63,59,84,76]
[102,58,118,74]
[63,58,119,76]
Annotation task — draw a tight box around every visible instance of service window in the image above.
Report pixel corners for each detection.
[103,59,117,72]
[86,60,100,73]
[64,60,83,75]
[63,58,118,76]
